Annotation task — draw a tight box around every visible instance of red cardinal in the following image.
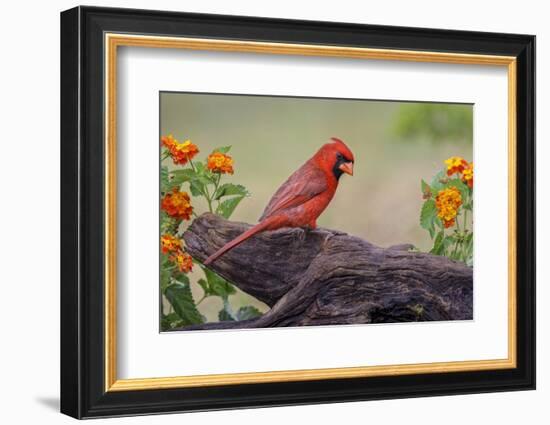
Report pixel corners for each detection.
[204,137,354,265]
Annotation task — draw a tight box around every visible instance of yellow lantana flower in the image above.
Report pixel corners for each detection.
[161,135,199,165]
[462,162,474,189]
[444,156,468,176]
[435,187,463,228]
[170,250,194,273]
[207,152,234,174]
[160,234,182,254]
[161,189,193,220]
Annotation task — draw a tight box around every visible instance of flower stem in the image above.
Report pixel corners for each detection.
[189,158,198,176]
[203,185,213,213]
[464,191,470,227]
[213,174,221,209]
[451,238,460,259]
[189,158,213,212]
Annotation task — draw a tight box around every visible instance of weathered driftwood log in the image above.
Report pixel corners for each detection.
[178,213,473,330]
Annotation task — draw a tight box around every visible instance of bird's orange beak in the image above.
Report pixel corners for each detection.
[339,162,354,176]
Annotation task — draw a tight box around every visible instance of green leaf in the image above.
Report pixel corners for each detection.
[198,273,234,300]
[195,175,214,186]
[430,169,447,192]
[166,168,213,194]
[420,199,436,230]
[447,178,469,201]
[443,235,456,251]
[189,179,205,197]
[192,160,218,184]
[194,161,206,174]
[464,232,474,265]
[430,231,445,255]
[170,169,196,186]
[218,307,235,322]
[160,265,172,292]
[214,183,249,200]
[161,166,169,190]
[172,271,190,286]
[216,196,245,219]
[160,212,178,233]
[189,171,215,196]
[218,299,236,321]
[421,179,431,195]
[212,146,231,154]
[197,278,209,295]
[201,267,236,299]
[236,306,262,320]
[218,304,262,322]
[164,281,203,325]
[161,312,184,331]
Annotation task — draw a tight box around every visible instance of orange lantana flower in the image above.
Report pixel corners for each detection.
[170,250,193,273]
[160,234,182,254]
[435,187,463,228]
[207,152,234,174]
[161,189,193,220]
[161,135,199,165]
[462,162,474,189]
[444,156,468,177]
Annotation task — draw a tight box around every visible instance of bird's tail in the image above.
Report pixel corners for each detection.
[203,218,274,265]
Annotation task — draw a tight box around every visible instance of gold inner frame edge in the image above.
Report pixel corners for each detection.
[104,33,518,392]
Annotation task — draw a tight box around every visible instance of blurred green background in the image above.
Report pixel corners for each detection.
[160,92,472,321]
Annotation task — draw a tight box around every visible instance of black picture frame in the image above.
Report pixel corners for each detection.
[61,5,535,419]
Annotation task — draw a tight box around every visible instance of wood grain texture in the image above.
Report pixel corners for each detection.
[178,213,473,330]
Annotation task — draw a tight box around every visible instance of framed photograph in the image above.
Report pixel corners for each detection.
[60,6,535,419]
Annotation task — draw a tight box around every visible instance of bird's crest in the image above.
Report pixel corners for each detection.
[327,137,354,163]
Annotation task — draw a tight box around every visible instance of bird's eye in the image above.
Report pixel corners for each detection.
[336,153,344,161]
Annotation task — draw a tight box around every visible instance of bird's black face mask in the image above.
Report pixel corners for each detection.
[332,153,354,180]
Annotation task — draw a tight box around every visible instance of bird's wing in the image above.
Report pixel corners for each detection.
[260,163,327,220]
